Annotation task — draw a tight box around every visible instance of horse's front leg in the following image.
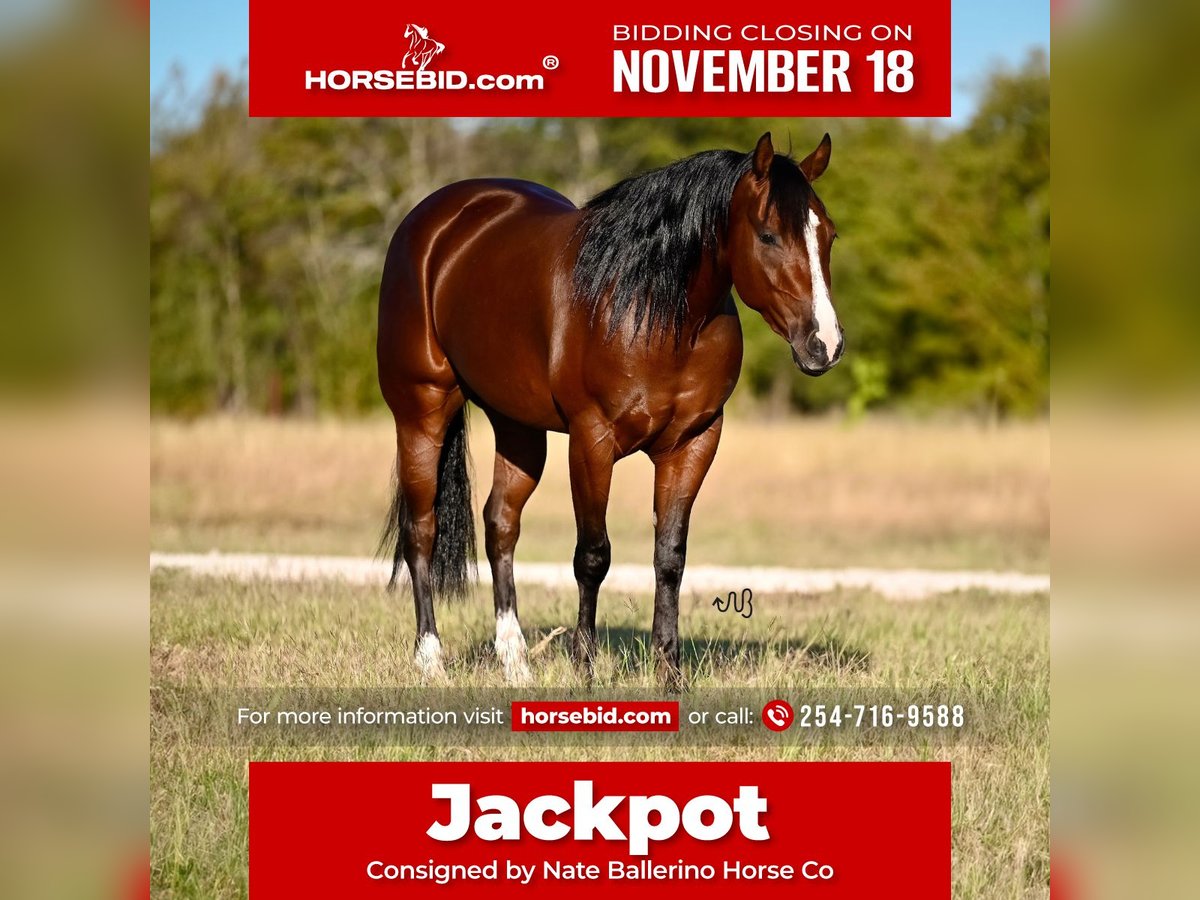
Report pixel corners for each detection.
[650,416,724,691]
[567,415,616,681]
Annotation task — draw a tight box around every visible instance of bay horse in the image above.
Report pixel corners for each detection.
[377,133,843,688]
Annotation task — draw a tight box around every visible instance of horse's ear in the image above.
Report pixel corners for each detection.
[752,132,774,180]
[799,133,832,182]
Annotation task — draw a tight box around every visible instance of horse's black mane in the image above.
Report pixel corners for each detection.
[572,148,813,341]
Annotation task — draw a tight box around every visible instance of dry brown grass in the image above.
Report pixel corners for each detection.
[151,414,1049,571]
[150,415,1049,898]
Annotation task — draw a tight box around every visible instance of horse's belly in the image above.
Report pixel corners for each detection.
[452,338,564,431]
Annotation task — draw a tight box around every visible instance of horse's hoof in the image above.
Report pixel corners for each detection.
[570,658,596,690]
[656,660,685,694]
[502,659,533,686]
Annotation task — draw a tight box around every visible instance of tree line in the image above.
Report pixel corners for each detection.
[151,51,1048,418]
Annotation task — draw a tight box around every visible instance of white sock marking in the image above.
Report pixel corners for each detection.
[495,609,531,684]
[414,633,444,676]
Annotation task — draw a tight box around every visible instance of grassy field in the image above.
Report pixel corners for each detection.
[151,571,1048,898]
[152,415,1049,572]
[150,414,1050,898]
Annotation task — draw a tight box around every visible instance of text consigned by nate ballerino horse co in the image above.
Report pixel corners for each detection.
[367,780,831,884]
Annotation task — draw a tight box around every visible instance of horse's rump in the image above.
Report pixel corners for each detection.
[388,181,579,429]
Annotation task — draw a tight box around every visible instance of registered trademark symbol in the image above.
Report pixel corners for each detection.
[542,55,559,70]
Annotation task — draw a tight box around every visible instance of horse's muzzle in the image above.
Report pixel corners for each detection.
[791,328,845,376]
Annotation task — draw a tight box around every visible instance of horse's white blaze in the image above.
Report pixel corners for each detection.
[805,208,840,357]
[494,609,531,684]
[415,633,444,676]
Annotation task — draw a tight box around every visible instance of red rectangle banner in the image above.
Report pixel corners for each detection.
[249,0,951,117]
[249,761,950,898]
[510,701,679,732]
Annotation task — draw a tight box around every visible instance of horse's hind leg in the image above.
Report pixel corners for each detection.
[390,384,467,677]
[483,413,546,684]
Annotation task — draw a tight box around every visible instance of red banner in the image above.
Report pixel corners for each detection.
[249,0,951,117]
[249,761,950,898]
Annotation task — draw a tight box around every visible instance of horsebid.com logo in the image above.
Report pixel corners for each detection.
[305,21,550,92]
[402,23,444,72]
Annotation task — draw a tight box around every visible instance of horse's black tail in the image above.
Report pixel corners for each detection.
[430,408,477,596]
[377,407,476,597]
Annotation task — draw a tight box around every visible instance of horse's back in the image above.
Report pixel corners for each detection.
[410,177,576,224]
[379,178,581,429]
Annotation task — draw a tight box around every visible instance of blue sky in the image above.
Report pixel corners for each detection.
[150,1,1049,123]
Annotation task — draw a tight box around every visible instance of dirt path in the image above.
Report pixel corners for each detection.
[150,551,1049,601]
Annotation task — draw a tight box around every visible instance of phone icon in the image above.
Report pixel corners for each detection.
[761,699,794,732]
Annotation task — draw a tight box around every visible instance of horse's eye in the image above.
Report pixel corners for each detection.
[759,232,777,246]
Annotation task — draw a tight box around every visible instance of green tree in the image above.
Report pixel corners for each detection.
[150,57,1049,419]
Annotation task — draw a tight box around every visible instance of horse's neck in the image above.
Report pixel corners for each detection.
[683,244,735,338]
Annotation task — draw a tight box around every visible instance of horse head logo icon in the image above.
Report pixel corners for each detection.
[403,23,446,72]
